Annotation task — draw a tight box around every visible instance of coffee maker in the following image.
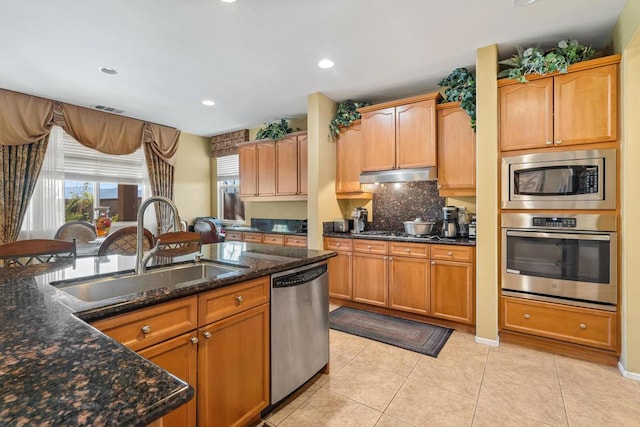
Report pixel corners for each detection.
[351,207,368,233]
[441,206,458,238]
[457,207,469,238]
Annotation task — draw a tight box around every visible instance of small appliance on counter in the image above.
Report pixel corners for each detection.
[332,219,353,233]
[441,206,458,238]
[469,214,476,240]
[351,207,368,234]
[457,207,469,238]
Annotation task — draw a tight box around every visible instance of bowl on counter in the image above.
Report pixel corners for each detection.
[403,218,435,236]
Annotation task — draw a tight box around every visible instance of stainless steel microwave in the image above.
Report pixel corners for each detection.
[501,148,616,209]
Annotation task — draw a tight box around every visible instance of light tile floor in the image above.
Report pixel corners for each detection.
[262,306,640,427]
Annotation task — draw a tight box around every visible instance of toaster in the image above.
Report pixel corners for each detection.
[332,219,353,233]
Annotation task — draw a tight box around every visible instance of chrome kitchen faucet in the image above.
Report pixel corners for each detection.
[135,196,182,275]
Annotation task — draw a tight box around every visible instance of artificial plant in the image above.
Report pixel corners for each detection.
[437,67,476,132]
[328,100,370,140]
[256,118,293,140]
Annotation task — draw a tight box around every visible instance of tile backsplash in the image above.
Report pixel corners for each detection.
[371,181,444,231]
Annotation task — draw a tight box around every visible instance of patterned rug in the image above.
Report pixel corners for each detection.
[329,306,453,358]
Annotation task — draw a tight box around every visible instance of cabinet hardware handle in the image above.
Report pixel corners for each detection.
[203,331,212,339]
[405,248,411,252]
[190,336,199,345]
[336,243,341,247]
[141,325,151,334]
[347,252,352,256]
[579,323,587,329]
[431,261,435,265]
[555,140,562,145]
[367,245,372,249]
[524,314,530,319]
[388,257,393,261]
[235,295,244,304]
[437,184,442,189]
[448,251,453,256]
[546,141,553,146]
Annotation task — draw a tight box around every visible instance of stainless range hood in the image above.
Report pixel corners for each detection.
[359,167,438,184]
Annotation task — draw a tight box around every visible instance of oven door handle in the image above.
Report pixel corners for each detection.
[506,230,611,241]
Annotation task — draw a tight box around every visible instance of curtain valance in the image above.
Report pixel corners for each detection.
[210,129,248,158]
[0,89,53,146]
[144,123,180,166]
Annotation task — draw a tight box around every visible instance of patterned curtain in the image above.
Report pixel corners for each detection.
[142,123,180,234]
[0,137,49,244]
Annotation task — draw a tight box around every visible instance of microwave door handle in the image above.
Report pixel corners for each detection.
[506,230,611,241]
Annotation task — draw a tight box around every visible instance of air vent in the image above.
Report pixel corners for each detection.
[91,105,124,114]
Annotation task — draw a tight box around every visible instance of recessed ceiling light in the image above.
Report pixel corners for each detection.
[221,0,237,3]
[202,100,215,106]
[318,59,335,69]
[513,0,537,6]
[98,67,118,75]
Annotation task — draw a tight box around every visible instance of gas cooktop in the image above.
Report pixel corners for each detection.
[358,231,457,242]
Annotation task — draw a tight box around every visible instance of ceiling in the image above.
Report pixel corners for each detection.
[0,0,627,137]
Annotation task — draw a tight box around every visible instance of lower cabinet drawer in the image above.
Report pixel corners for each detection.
[324,237,352,252]
[501,297,617,351]
[199,276,270,326]
[225,231,243,241]
[430,244,473,262]
[262,234,285,245]
[242,232,263,243]
[92,296,198,351]
[285,235,307,247]
[353,239,388,255]
[389,242,429,258]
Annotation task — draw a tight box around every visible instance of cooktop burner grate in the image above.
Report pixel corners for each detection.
[358,231,456,242]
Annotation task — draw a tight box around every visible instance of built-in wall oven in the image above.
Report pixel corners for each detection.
[501,148,616,210]
[501,213,617,310]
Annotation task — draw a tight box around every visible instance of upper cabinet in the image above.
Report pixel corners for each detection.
[499,56,619,152]
[359,93,438,171]
[239,131,307,201]
[335,121,372,199]
[437,102,476,197]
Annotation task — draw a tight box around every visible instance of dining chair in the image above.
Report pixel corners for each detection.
[155,231,202,257]
[193,219,223,244]
[0,239,76,278]
[54,220,97,244]
[97,226,154,256]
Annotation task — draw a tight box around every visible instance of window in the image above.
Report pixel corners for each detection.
[20,126,152,239]
[216,155,245,223]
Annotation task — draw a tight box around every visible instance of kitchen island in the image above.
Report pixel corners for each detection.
[0,242,335,426]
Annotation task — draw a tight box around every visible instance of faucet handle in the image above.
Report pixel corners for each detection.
[194,252,203,263]
[140,238,162,273]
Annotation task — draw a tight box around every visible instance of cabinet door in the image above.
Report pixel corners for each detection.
[361,107,395,171]
[336,123,364,194]
[388,256,429,315]
[352,252,387,306]
[499,79,553,151]
[437,104,476,196]
[238,144,257,196]
[554,64,618,146]
[139,332,198,427]
[298,134,308,195]
[328,251,352,300]
[257,141,276,196]
[430,260,474,324]
[198,304,270,427]
[276,136,298,195]
[396,99,437,168]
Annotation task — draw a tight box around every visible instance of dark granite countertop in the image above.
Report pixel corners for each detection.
[225,227,307,237]
[0,242,335,425]
[323,231,476,247]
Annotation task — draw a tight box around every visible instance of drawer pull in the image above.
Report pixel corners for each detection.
[555,140,562,145]
[203,331,212,339]
[141,325,151,334]
[336,243,341,247]
[367,245,372,249]
[524,314,531,319]
[388,257,393,261]
[235,295,244,305]
[431,261,435,265]
[448,251,453,256]
[190,336,199,345]
[405,248,411,252]
[546,141,553,146]
[579,323,587,329]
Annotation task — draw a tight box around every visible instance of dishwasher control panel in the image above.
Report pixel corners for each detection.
[272,264,327,288]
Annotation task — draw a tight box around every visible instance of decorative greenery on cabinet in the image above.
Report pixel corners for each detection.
[437,68,476,132]
[498,39,596,83]
[256,118,296,140]
[329,100,370,140]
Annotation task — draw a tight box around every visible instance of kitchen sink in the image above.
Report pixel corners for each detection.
[53,262,244,302]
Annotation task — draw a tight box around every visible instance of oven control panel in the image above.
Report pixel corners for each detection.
[531,217,577,228]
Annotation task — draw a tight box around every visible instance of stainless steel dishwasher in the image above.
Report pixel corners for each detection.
[270,261,329,405]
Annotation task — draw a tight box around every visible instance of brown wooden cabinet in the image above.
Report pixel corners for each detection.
[359,93,438,172]
[139,332,198,427]
[276,133,308,196]
[262,233,285,246]
[225,230,243,241]
[335,121,371,198]
[429,245,475,324]
[353,251,388,307]
[499,56,619,152]
[284,235,307,248]
[437,102,476,196]
[389,256,430,315]
[239,132,307,200]
[325,237,353,300]
[501,296,617,351]
[242,232,263,243]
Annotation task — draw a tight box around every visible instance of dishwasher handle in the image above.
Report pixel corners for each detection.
[272,263,327,288]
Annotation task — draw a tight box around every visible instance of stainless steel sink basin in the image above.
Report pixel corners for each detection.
[53,262,243,302]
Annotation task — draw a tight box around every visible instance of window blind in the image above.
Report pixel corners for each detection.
[60,128,146,184]
[217,154,239,180]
